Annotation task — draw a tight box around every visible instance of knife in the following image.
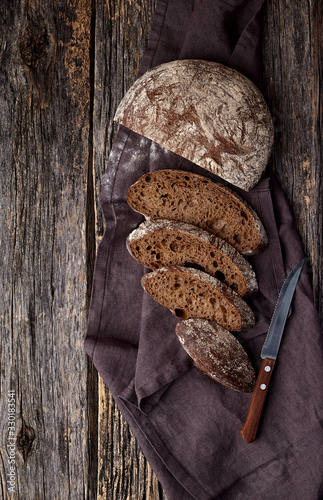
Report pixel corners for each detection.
[240,258,305,443]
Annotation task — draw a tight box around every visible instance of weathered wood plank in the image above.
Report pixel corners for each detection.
[97,378,165,499]
[262,0,323,319]
[0,0,95,498]
[91,0,168,497]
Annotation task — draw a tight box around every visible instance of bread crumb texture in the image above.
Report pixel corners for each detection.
[127,169,268,254]
[141,266,255,331]
[127,218,258,296]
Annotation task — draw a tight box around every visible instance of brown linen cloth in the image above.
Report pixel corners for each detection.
[85,1,323,498]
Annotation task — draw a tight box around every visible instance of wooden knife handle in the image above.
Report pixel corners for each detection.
[240,358,276,443]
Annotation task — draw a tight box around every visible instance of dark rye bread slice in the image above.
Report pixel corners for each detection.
[141,266,255,331]
[175,318,256,393]
[127,219,258,296]
[127,169,268,255]
[114,59,274,191]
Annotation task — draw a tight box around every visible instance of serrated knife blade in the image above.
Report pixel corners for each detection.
[261,258,305,360]
[240,259,305,443]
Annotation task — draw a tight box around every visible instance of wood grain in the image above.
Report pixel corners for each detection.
[262,0,323,319]
[0,0,322,499]
[240,358,276,443]
[0,0,94,499]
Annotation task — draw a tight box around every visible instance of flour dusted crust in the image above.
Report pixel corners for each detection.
[114,59,274,191]
[176,318,256,393]
[127,169,268,254]
[141,266,255,331]
[127,218,258,296]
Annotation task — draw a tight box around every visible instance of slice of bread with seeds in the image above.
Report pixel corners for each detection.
[127,219,258,296]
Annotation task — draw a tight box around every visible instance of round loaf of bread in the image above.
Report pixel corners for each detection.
[175,318,256,393]
[114,59,274,191]
[141,266,255,331]
[127,169,268,255]
[127,219,258,296]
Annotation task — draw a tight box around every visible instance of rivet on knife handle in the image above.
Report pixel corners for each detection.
[240,358,275,443]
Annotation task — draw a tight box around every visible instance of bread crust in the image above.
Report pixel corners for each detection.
[127,218,258,296]
[115,59,274,191]
[176,318,256,393]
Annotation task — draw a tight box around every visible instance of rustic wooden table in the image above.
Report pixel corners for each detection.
[1,1,322,499]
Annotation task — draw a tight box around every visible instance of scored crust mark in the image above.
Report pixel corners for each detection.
[175,318,256,393]
[114,59,274,191]
[127,169,268,255]
[141,266,255,331]
[127,219,258,296]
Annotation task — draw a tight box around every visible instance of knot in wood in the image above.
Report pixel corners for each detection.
[20,22,49,67]
[17,418,36,462]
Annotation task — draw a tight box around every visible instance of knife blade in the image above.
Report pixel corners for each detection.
[240,258,305,443]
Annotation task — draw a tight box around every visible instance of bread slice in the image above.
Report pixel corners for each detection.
[175,318,256,393]
[127,219,258,296]
[114,59,274,191]
[127,169,268,254]
[141,266,255,331]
